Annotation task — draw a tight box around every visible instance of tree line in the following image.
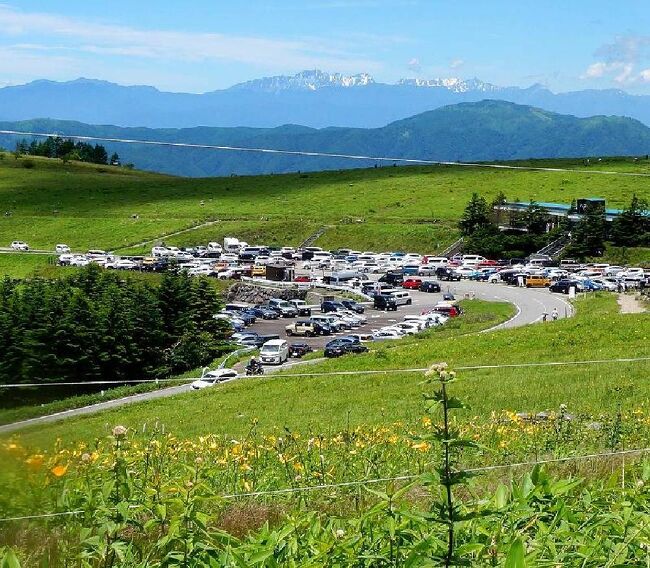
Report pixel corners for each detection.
[14,136,119,166]
[0,266,230,405]
[459,193,649,260]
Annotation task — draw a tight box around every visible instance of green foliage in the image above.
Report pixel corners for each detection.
[458,192,491,236]
[565,202,608,259]
[610,194,650,247]
[0,265,229,405]
[15,136,112,165]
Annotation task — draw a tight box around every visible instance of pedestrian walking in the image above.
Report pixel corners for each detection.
[552,307,559,321]
[542,311,548,322]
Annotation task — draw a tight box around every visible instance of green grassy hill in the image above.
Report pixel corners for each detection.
[1,153,649,276]
[7,295,648,450]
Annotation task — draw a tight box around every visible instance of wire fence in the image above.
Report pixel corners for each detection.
[1,446,649,523]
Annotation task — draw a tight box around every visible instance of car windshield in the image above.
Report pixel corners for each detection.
[261,345,280,353]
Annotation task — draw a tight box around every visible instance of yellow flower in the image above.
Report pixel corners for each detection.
[293,462,304,472]
[26,454,44,469]
[421,417,432,427]
[412,442,430,452]
[51,464,68,477]
[243,480,252,491]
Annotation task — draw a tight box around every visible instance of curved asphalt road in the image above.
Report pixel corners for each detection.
[0,282,573,435]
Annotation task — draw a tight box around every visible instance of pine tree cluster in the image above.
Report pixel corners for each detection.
[0,266,230,403]
[14,137,116,165]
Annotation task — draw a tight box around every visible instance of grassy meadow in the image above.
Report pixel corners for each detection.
[1,153,650,266]
[6,294,648,451]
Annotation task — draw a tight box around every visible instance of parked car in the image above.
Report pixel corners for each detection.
[249,305,279,320]
[10,240,29,251]
[259,339,289,365]
[324,337,369,358]
[525,275,551,288]
[374,294,398,311]
[285,320,317,337]
[289,299,312,316]
[55,244,70,254]
[230,332,261,347]
[191,368,238,390]
[289,343,313,358]
[341,299,365,313]
[379,271,405,286]
[321,300,346,313]
[549,280,583,294]
[267,299,299,318]
[372,328,404,340]
[420,280,441,293]
[402,277,423,290]
[436,267,461,281]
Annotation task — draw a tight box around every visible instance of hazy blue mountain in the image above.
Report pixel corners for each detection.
[1,72,650,129]
[1,101,649,177]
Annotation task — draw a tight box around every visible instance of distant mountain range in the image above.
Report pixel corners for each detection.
[1,70,650,129]
[1,101,648,177]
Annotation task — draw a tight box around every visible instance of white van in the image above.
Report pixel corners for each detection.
[259,339,289,365]
[207,242,223,253]
[425,257,449,267]
[462,255,486,266]
[385,290,412,306]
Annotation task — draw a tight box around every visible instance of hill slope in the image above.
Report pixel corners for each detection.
[0,153,649,258]
[1,101,649,177]
[2,73,650,129]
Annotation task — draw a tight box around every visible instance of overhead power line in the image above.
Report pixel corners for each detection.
[0,356,648,389]
[1,446,648,523]
[1,129,650,177]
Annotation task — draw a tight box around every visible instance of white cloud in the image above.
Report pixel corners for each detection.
[639,69,650,83]
[407,57,421,72]
[583,35,650,86]
[450,58,464,69]
[0,4,380,75]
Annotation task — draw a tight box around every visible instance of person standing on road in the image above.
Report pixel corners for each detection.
[552,307,559,321]
[517,274,525,287]
[542,311,548,322]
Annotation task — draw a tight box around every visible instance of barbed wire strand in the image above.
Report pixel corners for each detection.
[1,446,649,523]
[1,356,648,389]
[1,129,650,178]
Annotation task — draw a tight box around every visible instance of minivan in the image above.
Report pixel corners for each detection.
[259,339,289,365]
[385,290,412,305]
[525,275,551,288]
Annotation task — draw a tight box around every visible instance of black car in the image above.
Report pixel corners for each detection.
[321,300,346,313]
[379,271,404,286]
[436,267,461,281]
[374,294,397,311]
[308,320,333,335]
[289,343,313,358]
[549,280,581,294]
[324,337,369,358]
[420,280,441,293]
[341,299,365,313]
[251,305,280,319]
[442,293,455,301]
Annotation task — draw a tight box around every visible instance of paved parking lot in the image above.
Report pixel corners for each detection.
[244,279,573,350]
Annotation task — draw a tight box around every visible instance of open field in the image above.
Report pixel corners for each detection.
[1,154,650,263]
[6,294,647,451]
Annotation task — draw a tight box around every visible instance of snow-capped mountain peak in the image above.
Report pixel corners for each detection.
[396,77,501,93]
[230,70,375,92]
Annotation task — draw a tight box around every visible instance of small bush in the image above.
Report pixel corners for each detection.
[21,159,35,169]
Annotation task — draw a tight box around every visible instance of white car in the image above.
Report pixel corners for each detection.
[69,255,90,266]
[591,278,618,292]
[372,328,404,340]
[151,246,169,257]
[105,258,137,270]
[191,368,238,390]
[10,241,29,251]
[455,266,477,278]
[55,244,71,254]
[187,265,214,276]
[58,254,74,265]
[260,339,289,365]
[87,249,108,259]
[392,322,421,335]
[418,265,438,276]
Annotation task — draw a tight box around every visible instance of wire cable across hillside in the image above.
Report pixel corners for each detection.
[2,128,650,177]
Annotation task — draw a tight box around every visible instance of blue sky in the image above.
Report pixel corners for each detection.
[1,0,650,93]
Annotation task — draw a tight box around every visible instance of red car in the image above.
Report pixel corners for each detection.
[478,259,498,267]
[294,275,312,282]
[402,277,422,289]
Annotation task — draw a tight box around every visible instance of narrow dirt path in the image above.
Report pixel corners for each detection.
[617,293,647,314]
[118,219,220,251]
